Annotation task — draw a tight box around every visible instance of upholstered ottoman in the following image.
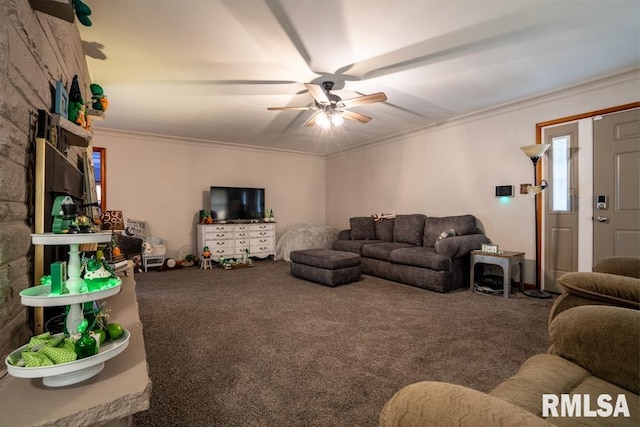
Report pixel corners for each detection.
[290,249,361,287]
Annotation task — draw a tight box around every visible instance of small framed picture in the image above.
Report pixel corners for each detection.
[54,81,69,119]
[481,243,499,254]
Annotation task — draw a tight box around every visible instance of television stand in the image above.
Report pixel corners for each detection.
[196,223,276,260]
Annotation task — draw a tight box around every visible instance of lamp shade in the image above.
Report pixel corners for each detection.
[520,144,550,158]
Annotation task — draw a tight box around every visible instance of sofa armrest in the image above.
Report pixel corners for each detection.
[549,272,640,321]
[380,381,552,427]
[549,305,639,394]
[435,233,491,258]
[338,229,351,240]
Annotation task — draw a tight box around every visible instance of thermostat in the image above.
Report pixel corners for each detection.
[495,185,514,197]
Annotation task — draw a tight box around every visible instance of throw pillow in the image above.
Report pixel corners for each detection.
[392,214,427,245]
[125,217,146,239]
[350,216,376,240]
[374,217,395,242]
[100,210,124,230]
[434,228,457,250]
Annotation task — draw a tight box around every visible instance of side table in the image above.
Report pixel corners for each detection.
[470,250,525,299]
[142,254,165,272]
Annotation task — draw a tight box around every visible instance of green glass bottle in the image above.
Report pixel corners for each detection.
[74,319,97,359]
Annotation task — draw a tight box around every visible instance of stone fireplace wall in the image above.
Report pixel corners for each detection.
[0,0,91,367]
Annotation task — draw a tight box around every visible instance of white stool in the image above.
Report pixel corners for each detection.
[200,258,213,270]
[142,255,165,272]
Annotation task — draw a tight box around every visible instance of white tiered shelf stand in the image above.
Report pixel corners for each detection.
[5,232,130,387]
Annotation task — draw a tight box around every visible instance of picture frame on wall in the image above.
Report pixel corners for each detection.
[54,80,69,119]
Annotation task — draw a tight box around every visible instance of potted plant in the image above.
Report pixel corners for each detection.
[183,254,196,267]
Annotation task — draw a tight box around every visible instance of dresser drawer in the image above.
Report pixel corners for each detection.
[249,230,274,239]
[205,231,233,240]
[207,224,234,232]
[249,224,274,232]
[234,224,251,232]
[250,237,273,250]
[209,247,235,257]
[234,230,250,239]
[206,239,234,249]
[235,239,250,249]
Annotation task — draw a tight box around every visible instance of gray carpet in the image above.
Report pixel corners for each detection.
[132,260,554,426]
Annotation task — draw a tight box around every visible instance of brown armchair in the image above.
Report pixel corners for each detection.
[549,257,640,322]
[380,259,640,426]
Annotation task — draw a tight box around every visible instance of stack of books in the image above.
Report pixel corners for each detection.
[107,255,128,270]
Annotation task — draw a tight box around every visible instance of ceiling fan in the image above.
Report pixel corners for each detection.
[267,81,387,128]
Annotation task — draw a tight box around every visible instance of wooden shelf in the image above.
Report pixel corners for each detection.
[87,109,106,121]
[29,0,75,22]
[51,113,92,147]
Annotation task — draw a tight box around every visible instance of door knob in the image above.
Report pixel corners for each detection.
[596,216,609,223]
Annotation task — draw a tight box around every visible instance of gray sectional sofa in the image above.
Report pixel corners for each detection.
[333,214,491,292]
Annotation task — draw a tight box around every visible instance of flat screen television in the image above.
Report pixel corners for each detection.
[210,186,265,222]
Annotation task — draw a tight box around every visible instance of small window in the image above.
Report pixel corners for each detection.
[550,135,571,212]
[92,147,106,212]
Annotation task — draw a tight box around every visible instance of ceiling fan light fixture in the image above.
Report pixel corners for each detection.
[316,112,331,129]
[269,81,386,129]
[331,113,344,127]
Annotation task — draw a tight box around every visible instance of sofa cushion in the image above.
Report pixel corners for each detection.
[290,249,361,270]
[392,214,426,246]
[389,247,449,271]
[362,242,414,262]
[375,217,395,241]
[350,216,376,240]
[333,239,385,255]
[424,215,477,247]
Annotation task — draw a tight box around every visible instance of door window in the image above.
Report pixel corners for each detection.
[550,135,572,212]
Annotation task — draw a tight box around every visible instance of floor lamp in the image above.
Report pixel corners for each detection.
[520,144,552,299]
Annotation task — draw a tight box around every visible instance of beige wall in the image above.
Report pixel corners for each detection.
[325,70,640,283]
[94,71,639,277]
[93,130,325,257]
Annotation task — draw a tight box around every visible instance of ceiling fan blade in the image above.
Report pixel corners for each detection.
[304,83,330,104]
[267,106,317,111]
[340,92,388,109]
[304,112,320,127]
[342,110,372,124]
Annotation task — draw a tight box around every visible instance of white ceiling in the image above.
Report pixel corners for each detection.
[79,0,640,155]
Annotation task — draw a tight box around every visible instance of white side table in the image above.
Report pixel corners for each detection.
[142,255,164,272]
[470,250,525,299]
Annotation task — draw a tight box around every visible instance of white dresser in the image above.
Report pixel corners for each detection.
[196,223,276,260]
